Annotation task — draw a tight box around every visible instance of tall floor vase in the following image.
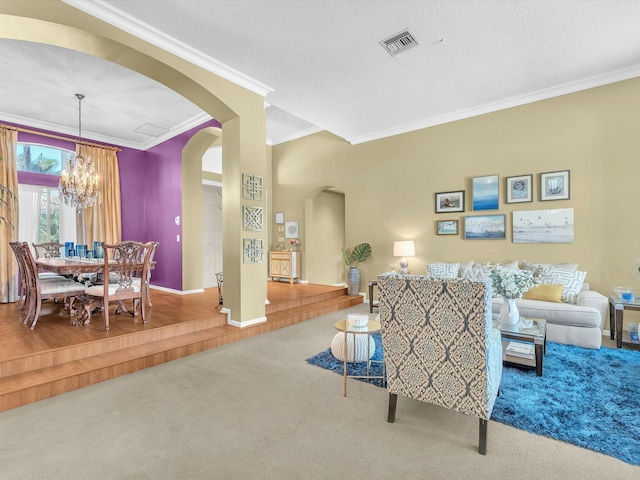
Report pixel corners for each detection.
[347,267,360,296]
[500,298,520,325]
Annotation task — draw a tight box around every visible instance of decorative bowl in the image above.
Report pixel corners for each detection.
[347,313,369,328]
[614,286,635,302]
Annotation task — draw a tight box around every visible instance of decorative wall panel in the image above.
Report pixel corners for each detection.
[243,238,264,264]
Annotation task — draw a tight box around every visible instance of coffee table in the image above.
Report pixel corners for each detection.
[608,294,640,348]
[493,315,547,377]
[334,319,384,397]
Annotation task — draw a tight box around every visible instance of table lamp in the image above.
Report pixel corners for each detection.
[393,240,415,275]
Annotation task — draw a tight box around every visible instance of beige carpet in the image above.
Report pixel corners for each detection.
[0,303,636,480]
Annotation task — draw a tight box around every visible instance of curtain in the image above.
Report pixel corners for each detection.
[78,145,121,246]
[17,184,42,244]
[0,126,19,303]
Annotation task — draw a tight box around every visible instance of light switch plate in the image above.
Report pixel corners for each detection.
[278,237,284,243]
[278,226,284,232]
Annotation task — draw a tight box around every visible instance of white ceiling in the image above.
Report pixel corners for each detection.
[2,1,640,149]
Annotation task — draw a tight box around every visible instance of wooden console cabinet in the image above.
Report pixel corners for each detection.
[269,250,301,283]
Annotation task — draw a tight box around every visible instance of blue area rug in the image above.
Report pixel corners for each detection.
[306,335,640,466]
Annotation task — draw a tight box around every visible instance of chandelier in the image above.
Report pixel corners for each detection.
[59,93,101,209]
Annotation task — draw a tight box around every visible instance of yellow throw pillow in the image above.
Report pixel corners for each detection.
[523,284,563,303]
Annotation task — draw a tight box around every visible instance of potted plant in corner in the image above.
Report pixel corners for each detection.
[342,243,372,296]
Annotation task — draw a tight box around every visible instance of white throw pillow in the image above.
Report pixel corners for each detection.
[426,262,460,279]
[540,267,587,304]
[460,266,490,282]
[521,260,578,272]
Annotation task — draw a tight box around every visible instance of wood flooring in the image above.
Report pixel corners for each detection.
[0,281,363,412]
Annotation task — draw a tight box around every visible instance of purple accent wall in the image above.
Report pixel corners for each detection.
[7,118,222,292]
[142,119,221,291]
[118,147,146,242]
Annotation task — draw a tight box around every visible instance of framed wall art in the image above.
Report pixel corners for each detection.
[275,212,284,224]
[285,221,299,239]
[435,190,465,213]
[463,214,506,240]
[512,208,574,243]
[472,174,499,210]
[506,174,533,203]
[437,220,459,235]
[540,170,570,201]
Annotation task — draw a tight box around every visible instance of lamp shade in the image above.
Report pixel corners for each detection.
[393,240,415,257]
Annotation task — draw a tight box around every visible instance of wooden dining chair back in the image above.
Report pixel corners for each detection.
[16,242,86,329]
[32,242,64,259]
[132,241,159,307]
[83,241,155,331]
[9,241,27,315]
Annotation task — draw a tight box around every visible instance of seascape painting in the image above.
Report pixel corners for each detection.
[512,208,574,243]
[437,220,458,235]
[472,175,499,210]
[463,215,506,240]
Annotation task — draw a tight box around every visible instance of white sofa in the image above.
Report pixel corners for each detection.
[491,284,606,349]
[426,261,607,349]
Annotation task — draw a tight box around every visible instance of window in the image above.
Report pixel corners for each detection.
[18,185,77,245]
[16,143,73,176]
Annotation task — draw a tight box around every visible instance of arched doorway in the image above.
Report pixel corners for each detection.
[304,187,346,285]
[0,5,268,324]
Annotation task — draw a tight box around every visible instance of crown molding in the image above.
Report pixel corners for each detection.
[348,63,640,145]
[139,112,214,150]
[271,126,324,146]
[1,110,216,151]
[63,0,274,97]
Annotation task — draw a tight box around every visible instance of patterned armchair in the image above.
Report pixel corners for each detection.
[377,273,502,455]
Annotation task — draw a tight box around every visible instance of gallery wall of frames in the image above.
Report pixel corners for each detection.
[434,170,572,243]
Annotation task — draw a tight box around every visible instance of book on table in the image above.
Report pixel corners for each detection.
[505,342,535,359]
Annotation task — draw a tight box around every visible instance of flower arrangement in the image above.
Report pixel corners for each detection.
[289,239,300,249]
[489,265,541,299]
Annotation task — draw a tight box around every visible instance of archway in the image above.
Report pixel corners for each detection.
[0,4,267,324]
[182,127,222,292]
[304,186,346,285]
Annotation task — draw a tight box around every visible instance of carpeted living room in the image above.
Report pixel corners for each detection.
[0,303,637,479]
[2,2,640,478]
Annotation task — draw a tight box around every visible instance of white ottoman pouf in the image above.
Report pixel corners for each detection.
[331,332,375,362]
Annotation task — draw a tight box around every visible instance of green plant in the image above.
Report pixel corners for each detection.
[0,156,16,229]
[342,243,371,269]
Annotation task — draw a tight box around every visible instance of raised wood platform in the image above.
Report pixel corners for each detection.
[0,282,362,412]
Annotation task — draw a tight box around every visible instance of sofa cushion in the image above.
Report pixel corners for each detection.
[426,262,460,279]
[492,297,601,328]
[523,284,563,303]
[540,268,587,304]
[521,260,578,272]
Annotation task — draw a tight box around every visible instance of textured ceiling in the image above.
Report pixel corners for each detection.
[3,1,640,149]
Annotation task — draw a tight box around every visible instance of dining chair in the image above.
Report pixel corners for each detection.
[82,241,155,331]
[9,241,27,314]
[131,241,159,307]
[16,242,86,329]
[32,242,67,282]
[32,242,64,259]
[215,271,223,308]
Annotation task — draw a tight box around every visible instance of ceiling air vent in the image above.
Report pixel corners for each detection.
[380,29,419,56]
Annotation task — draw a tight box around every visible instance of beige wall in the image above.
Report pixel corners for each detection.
[272,77,640,311]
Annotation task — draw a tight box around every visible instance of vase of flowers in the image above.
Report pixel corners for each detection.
[289,239,300,251]
[489,265,541,325]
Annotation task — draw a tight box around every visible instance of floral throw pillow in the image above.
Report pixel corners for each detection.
[540,267,587,304]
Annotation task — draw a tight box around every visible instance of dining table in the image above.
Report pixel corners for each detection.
[36,257,154,326]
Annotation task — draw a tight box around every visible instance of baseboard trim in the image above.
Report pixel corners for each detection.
[227,314,267,328]
[149,285,205,295]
